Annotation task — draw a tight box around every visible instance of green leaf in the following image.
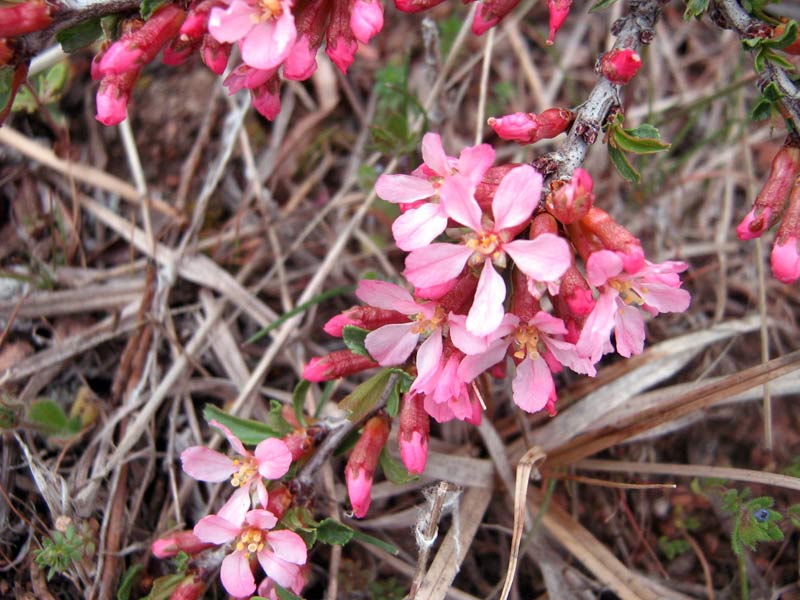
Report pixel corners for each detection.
[140,574,186,600]
[766,20,798,50]
[379,448,418,485]
[342,325,371,358]
[611,124,671,154]
[56,19,102,52]
[683,0,709,20]
[350,529,400,555]
[273,585,304,600]
[589,0,619,12]
[608,145,640,183]
[117,564,143,600]
[266,399,294,437]
[291,380,309,427]
[140,0,169,19]
[338,369,392,422]
[28,400,81,436]
[658,536,690,560]
[751,98,773,121]
[315,518,355,546]
[202,404,281,445]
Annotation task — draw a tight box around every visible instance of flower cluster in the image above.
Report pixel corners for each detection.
[153,419,308,598]
[304,133,691,515]
[737,138,800,283]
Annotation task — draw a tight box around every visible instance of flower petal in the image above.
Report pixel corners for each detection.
[217,486,251,525]
[638,282,691,314]
[180,446,235,482]
[240,14,296,70]
[257,550,296,588]
[466,262,506,336]
[364,323,419,365]
[440,175,483,231]
[208,419,249,456]
[245,508,278,530]
[194,514,240,545]
[491,165,540,230]
[457,143,495,184]
[255,438,293,479]
[404,243,472,289]
[614,302,646,358]
[504,234,570,282]
[220,551,256,598]
[414,329,443,385]
[392,203,449,251]
[421,132,450,176]
[266,529,308,564]
[512,358,555,413]
[208,1,256,43]
[576,289,617,364]
[585,250,624,287]
[457,339,509,382]
[375,174,435,203]
[355,279,418,314]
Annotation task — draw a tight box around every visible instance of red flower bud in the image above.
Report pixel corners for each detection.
[345,414,390,517]
[0,0,52,38]
[771,178,800,283]
[511,267,542,323]
[472,0,521,35]
[96,70,139,126]
[302,350,378,382]
[398,393,429,474]
[437,273,479,315]
[599,48,642,85]
[170,574,206,600]
[575,207,644,273]
[546,167,594,224]
[547,0,572,45]
[151,530,213,558]
[488,108,573,145]
[264,485,294,518]
[394,0,446,14]
[475,164,520,212]
[736,143,800,240]
[282,429,315,461]
[323,306,409,337]
[201,35,230,74]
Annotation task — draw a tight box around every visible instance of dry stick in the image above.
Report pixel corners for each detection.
[475,27,495,146]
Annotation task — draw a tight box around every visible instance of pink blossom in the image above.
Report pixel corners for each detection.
[350,0,384,44]
[284,35,318,80]
[577,250,690,362]
[326,34,358,73]
[357,279,445,385]
[771,236,800,283]
[194,501,307,597]
[376,133,494,251]
[208,0,296,70]
[412,347,482,424]
[181,419,292,509]
[404,165,571,337]
[546,168,594,224]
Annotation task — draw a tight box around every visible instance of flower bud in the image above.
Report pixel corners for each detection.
[771,178,800,283]
[350,0,383,44]
[472,0,521,35]
[546,168,594,224]
[345,414,390,517]
[170,574,206,600]
[284,35,319,80]
[599,48,642,85]
[511,267,542,323]
[282,429,315,461]
[488,108,573,145]
[151,530,213,558]
[577,207,644,273]
[251,77,281,120]
[302,350,378,381]
[394,0,447,14]
[736,144,800,240]
[398,393,429,474]
[264,485,293,518]
[0,0,52,38]
[558,265,595,316]
[475,164,520,212]
[201,35,230,74]
[96,71,138,126]
[547,0,572,45]
[323,306,408,337]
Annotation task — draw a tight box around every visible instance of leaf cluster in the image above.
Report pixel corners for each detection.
[34,522,95,581]
[606,113,671,183]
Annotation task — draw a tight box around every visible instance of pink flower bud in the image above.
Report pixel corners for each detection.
[326,35,358,74]
[303,350,379,381]
[546,0,572,44]
[151,530,213,558]
[546,167,594,224]
[350,0,383,44]
[252,79,281,120]
[771,237,800,283]
[282,429,315,461]
[559,265,595,316]
[98,5,186,76]
[577,207,644,273]
[223,63,274,93]
[398,393,429,474]
[475,164,520,211]
[95,72,138,126]
[200,35,230,74]
[345,415,390,517]
[264,484,293,517]
[394,0,447,14]
[599,48,642,85]
[284,34,318,80]
[472,0,521,35]
[488,108,573,145]
[0,0,52,38]
[736,144,800,240]
[323,306,409,337]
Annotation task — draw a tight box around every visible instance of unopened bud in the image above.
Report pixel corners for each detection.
[302,350,378,382]
[398,393,429,474]
[546,168,594,224]
[771,178,800,283]
[736,144,800,240]
[282,429,315,461]
[323,306,408,337]
[488,108,573,145]
[345,415,390,517]
[350,0,383,44]
[151,530,213,558]
[511,267,542,323]
[170,574,206,600]
[472,0,521,35]
[578,207,644,273]
[0,0,52,38]
[599,48,642,85]
[251,78,281,120]
[95,71,138,126]
[201,35,230,74]
[547,0,572,44]
[265,485,293,518]
[475,164,520,211]
[394,0,446,13]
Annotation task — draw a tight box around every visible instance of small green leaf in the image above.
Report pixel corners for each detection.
[342,325,372,358]
[751,98,773,121]
[350,529,400,555]
[117,564,143,600]
[338,369,392,422]
[611,124,671,154]
[140,573,186,600]
[266,399,294,437]
[56,19,102,52]
[683,0,709,20]
[787,504,800,529]
[608,145,640,183]
[140,0,169,19]
[658,536,691,560]
[202,404,281,445]
[315,518,355,546]
[28,400,81,436]
[589,0,619,12]
[273,584,304,600]
[291,380,309,428]
[766,20,798,50]
[379,448,418,485]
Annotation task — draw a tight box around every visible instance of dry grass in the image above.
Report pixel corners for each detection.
[1,1,800,599]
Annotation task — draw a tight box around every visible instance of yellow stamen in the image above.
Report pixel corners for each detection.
[251,0,282,22]
[609,279,644,306]
[410,305,446,336]
[237,528,266,558]
[230,456,258,488]
[513,326,541,360]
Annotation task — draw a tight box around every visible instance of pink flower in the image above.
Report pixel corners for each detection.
[404,165,571,337]
[194,501,307,597]
[771,237,800,283]
[357,279,446,384]
[577,250,691,361]
[350,0,384,44]
[376,133,495,251]
[208,0,296,70]
[411,346,482,424]
[181,419,292,509]
[284,34,318,80]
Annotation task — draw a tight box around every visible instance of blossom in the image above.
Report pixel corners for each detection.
[375,133,494,251]
[546,168,594,225]
[577,250,691,362]
[194,500,307,597]
[181,420,292,509]
[208,0,296,70]
[404,165,571,336]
